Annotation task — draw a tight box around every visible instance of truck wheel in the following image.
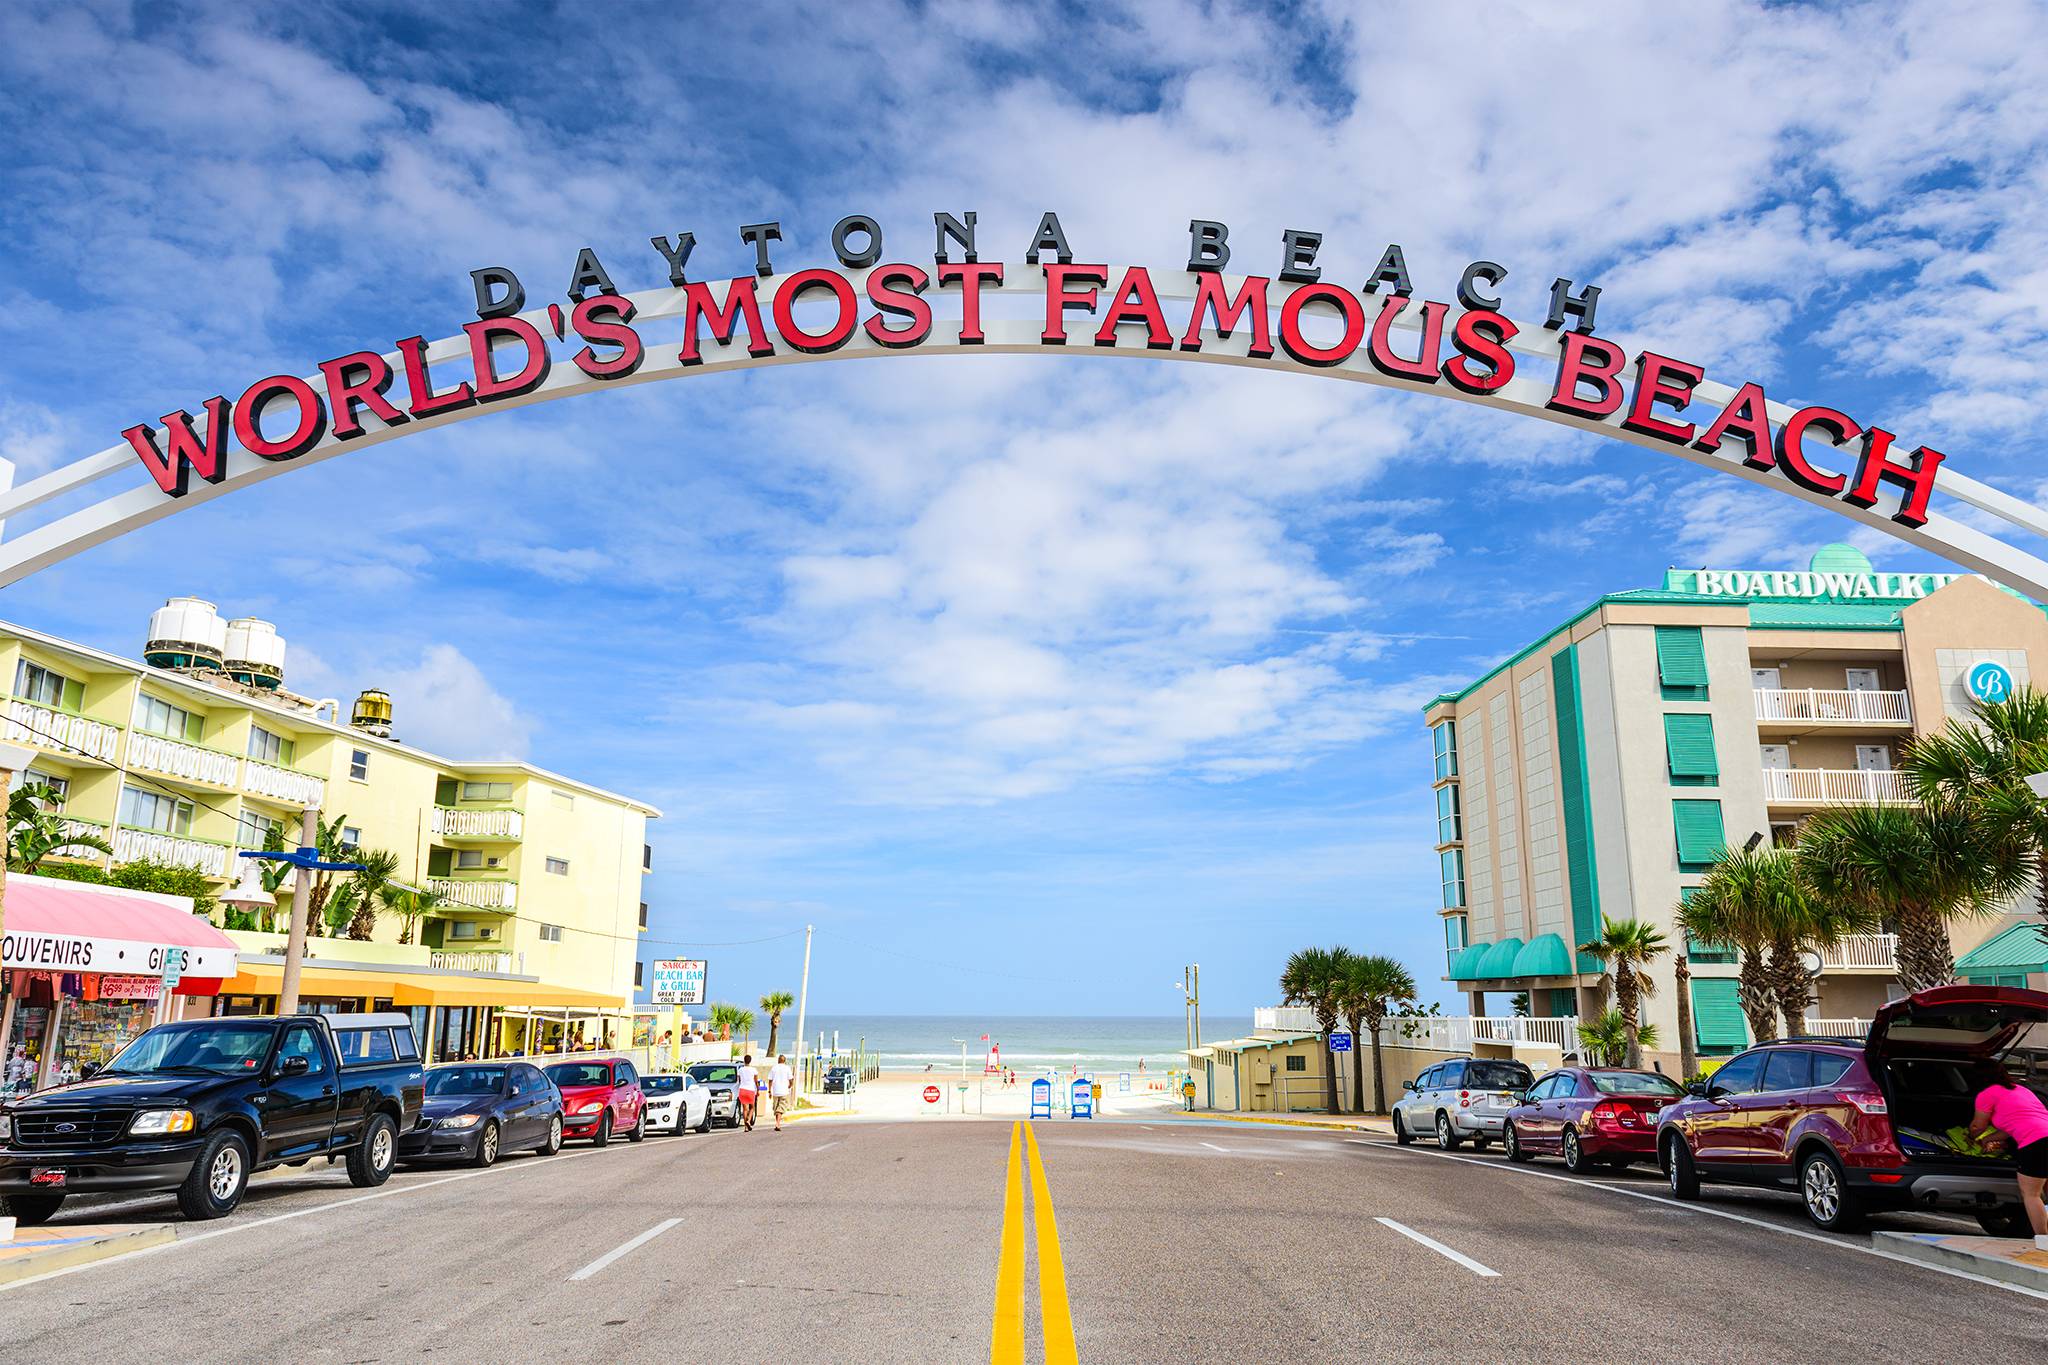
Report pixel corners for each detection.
[2,1193,65,1226]
[346,1113,397,1188]
[1799,1149,1864,1232]
[536,1115,563,1156]
[471,1120,500,1169]
[1662,1133,1700,1200]
[177,1129,250,1220]
[592,1112,612,1147]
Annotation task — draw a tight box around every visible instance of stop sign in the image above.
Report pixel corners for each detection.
[923,1084,941,1104]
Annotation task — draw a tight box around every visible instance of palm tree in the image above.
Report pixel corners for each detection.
[759,990,795,1056]
[1577,917,1667,1068]
[7,782,113,872]
[731,1008,757,1049]
[1799,800,2024,993]
[1280,945,1352,1113]
[1577,1010,1661,1067]
[302,813,357,937]
[1335,954,1416,1114]
[377,883,445,945]
[1682,846,1806,1044]
[1904,687,2048,925]
[1672,939,1697,1082]
[344,849,402,941]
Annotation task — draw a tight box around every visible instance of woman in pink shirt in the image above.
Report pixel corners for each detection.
[1967,1062,2048,1244]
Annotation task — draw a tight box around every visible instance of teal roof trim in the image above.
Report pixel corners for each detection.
[1511,933,1574,978]
[1475,937,1525,979]
[1956,922,2048,974]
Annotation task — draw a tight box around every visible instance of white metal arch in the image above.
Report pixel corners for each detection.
[5,264,2048,596]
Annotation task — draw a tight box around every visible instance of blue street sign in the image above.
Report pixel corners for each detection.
[1071,1077,1094,1119]
[1030,1077,1052,1120]
[1328,1031,1353,1052]
[1967,659,2016,704]
[159,945,184,990]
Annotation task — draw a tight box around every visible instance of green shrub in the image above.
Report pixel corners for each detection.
[27,860,109,885]
[105,858,219,918]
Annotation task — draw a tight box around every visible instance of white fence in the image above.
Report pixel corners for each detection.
[428,877,518,909]
[1253,1008,1580,1053]
[6,700,121,762]
[431,806,524,839]
[429,949,524,974]
[1754,688,1910,724]
[111,824,230,876]
[1818,934,1898,970]
[1762,767,1912,804]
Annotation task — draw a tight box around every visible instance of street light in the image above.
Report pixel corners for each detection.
[1174,966,1201,1050]
[239,809,363,1014]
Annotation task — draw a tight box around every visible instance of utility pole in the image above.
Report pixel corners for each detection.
[278,804,319,1015]
[1191,963,1201,1050]
[0,742,35,1081]
[792,923,813,1092]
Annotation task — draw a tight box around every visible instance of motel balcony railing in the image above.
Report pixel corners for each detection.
[126,731,240,788]
[1762,767,1912,805]
[429,948,524,974]
[242,758,325,809]
[111,824,231,877]
[1753,687,1911,725]
[5,700,122,763]
[429,805,524,840]
[1817,933,1899,971]
[1252,1007,1581,1053]
[426,877,519,910]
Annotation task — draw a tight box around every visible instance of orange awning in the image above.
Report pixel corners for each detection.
[221,961,624,1011]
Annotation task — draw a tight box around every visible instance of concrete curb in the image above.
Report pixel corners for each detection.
[0,1223,177,1286]
[1871,1230,2048,1292]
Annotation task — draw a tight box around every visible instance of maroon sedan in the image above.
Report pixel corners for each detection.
[1504,1066,1686,1172]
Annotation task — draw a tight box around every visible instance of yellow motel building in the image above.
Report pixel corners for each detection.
[0,600,656,1063]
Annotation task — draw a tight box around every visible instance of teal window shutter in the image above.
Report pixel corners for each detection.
[1672,799,1727,868]
[1655,626,1710,695]
[1663,713,1719,780]
[1550,646,1601,957]
[1690,978,1749,1050]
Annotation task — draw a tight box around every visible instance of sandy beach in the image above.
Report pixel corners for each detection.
[797,1066,1184,1120]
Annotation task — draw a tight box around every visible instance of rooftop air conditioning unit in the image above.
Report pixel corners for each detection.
[478,927,497,940]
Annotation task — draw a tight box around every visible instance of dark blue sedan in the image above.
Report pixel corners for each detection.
[398,1061,565,1167]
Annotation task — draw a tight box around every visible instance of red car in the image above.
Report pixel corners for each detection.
[1503,1066,1686,1172]
[1654,984,2048,1233]
[543,1057,646,1146]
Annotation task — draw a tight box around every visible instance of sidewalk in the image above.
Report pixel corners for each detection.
[0,1222,176,1286]
[1872,1230,2048,1293]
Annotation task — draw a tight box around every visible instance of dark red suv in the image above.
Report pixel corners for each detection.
[1654,984,2048,1232]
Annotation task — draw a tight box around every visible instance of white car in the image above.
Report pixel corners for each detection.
[639,1073,712,1134]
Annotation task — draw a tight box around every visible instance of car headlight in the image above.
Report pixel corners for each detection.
[574,1101,605,1115]
[438,1113,481,1130]
[129,1109,196,1136]
[0,1112,11,1141]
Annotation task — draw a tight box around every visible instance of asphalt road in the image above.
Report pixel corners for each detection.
[4,1115,2046,1362]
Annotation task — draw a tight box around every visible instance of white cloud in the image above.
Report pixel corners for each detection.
[377,645,534,761]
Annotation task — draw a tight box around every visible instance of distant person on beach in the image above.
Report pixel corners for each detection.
[736,1054,760,1132]
[769,1053,794,1131]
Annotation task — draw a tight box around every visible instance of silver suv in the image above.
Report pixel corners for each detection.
[1392,1057,1535,1149]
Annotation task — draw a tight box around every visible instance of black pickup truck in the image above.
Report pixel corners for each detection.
[0,1011,425,1223]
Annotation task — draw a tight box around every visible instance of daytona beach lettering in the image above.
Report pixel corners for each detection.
[120,212,1947,529]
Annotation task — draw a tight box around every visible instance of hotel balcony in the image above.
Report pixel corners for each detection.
[111,824,232,877]
[1818,933,1898,972]
[1250,1007,1581,1052]
[1753,687,1911,734]
[242,758,325,809]
[429,948,525,974]
[4,701,122,764]
[429,805,524,841]
[427,876,519,910]
[126,731,240,790]
[1762,766,1912,807]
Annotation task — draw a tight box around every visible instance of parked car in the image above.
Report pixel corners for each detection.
[399,1061,564,1166]
[1392,1057,1536,1149]
[1504,1066,1686,1172]
[639,1073,711,1134]
[544,1057,645,1146]
[685,1061,742,1129]
[823,1066,858,1095]
[1656,984,2048,1233]
[0,1012,424,1224]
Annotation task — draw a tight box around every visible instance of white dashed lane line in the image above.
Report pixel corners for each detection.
[1374,1217,1500,1278]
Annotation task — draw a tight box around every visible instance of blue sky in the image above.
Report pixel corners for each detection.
[5,1,2048,1022]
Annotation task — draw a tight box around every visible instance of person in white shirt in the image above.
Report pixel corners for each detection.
[735,1054,760,1132]
[768,1054,794,1131]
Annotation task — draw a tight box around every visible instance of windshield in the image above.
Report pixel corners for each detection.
[427,1066,507,1096]
[689,1064,739,1084]
[642,1075,684,1093]
[1465,1061,1535,1089]
[1591,1070,1685,1097]
[105,1022,275,1076]
[545,1062,613,1088]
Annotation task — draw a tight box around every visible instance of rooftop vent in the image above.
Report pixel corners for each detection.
[351,688,393,738]
[223,617,286,690]
[144,597,227,672]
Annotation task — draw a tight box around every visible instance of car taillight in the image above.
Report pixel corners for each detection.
[1843,1092,1888,1115]
[1589,1101,1632,1129]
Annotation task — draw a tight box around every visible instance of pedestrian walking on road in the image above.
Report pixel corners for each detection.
[1966,1061,2048,1246]
[736,1054,760,1132]
[769,1053,794,1131]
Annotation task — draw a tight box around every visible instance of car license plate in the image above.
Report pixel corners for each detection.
[29,1168,66,1187]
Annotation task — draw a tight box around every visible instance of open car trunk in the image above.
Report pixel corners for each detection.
[1867,984,2048,1166]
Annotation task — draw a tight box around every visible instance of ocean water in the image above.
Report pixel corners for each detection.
[786,1015,1190,1071]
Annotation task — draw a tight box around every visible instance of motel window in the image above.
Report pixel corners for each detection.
[247,725,296,766]
[133,693,204,742]
[1663,713,1719,786]
[538,923,564,943]
[634,961,644,988]
[460,780,513,802]
[545,856,569,876]
[1439,849,1465,909]
[235,810,281,850]
[639,901,649,929]
[643,843,653,871]
[1672,800,1728,872]
[1655,627,1710,700]
[118,783,193,836]
[11,769,69,807]
[450,921,480,940]
[15,660,84,713]
[340,826,362,850]
[1284,1054,1306,1073]
[349,749,370,781]
[1436,784,1462,844]
[1443,914,1466,975]
[455,849,486,869]
[1431,719,1458,781]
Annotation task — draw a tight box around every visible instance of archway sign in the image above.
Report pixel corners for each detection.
[7,210,2048,595]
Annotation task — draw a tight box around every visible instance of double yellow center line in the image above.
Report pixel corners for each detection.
[991,1121,1077,1364]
